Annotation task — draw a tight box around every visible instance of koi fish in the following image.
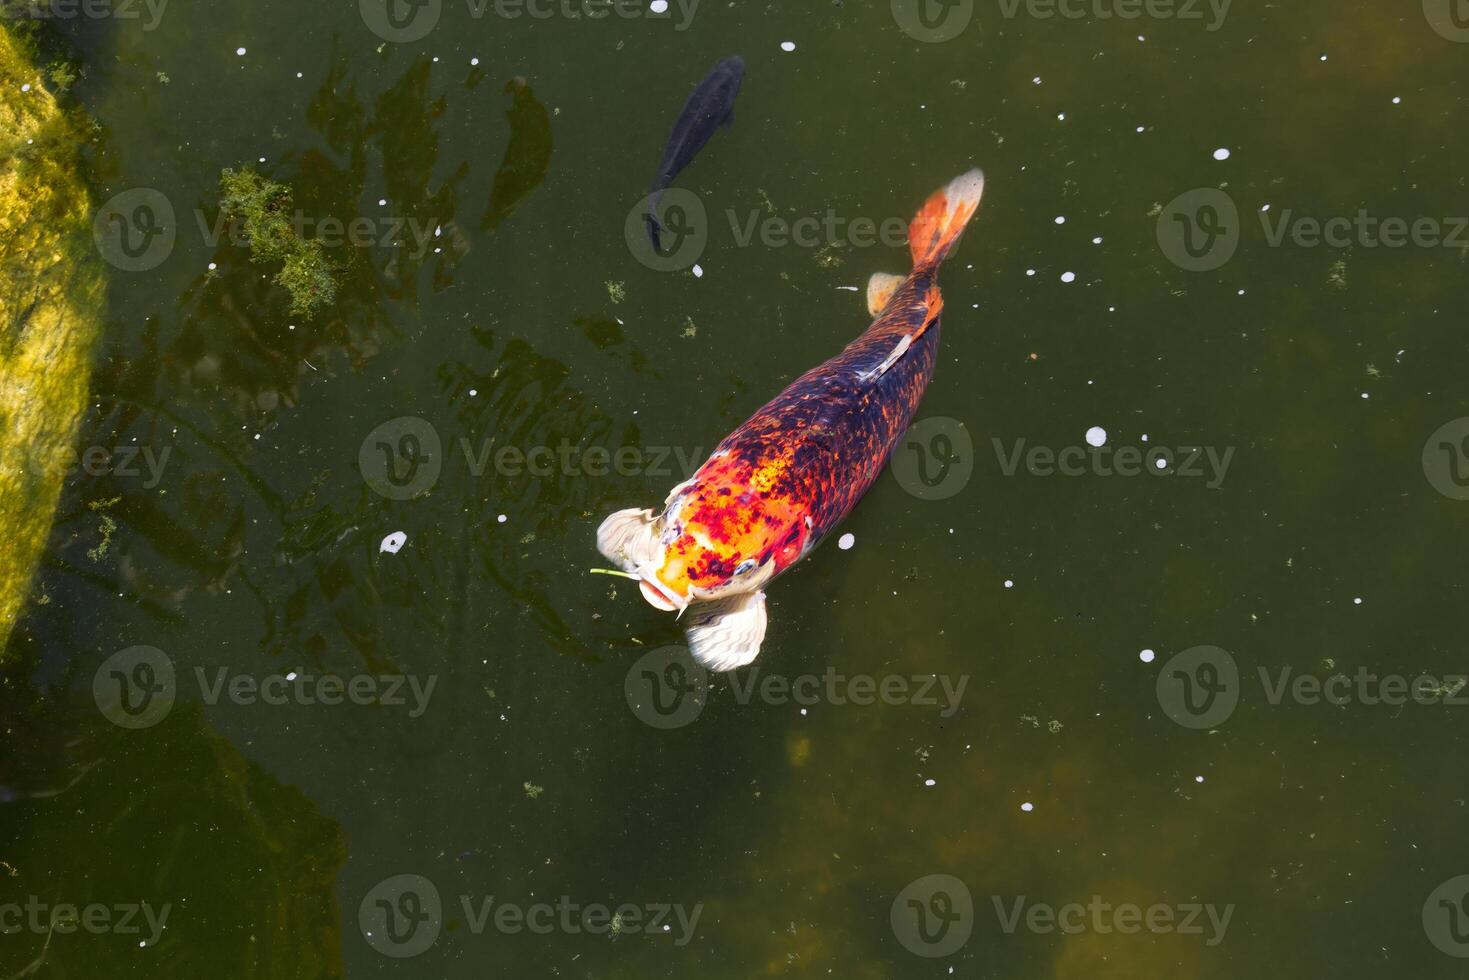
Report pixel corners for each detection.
[599,169,984,670]
[645,55,744,252]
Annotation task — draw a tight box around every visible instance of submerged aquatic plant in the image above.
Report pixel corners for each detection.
[217,167,339,318]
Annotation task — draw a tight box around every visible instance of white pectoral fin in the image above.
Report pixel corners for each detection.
[596,508,660,572]
[686,592,768,672]
[865,272,905,317]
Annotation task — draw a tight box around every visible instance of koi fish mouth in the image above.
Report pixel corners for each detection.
[638,572,689,613]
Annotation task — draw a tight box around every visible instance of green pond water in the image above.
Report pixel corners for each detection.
[5,0,1469,976]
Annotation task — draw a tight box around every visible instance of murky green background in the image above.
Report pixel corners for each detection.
[5,0,1469,976]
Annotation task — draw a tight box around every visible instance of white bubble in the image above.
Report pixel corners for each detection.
[692,263,704,278]
[471,57,480,66]
[380,531,407,554]
[1021,802,1034,812]
[1054,215,1066,225]
[1004,579,1014,589]
[1092,236,1103,245]
[497,514,508,524]
[1392,96,1401,105]
[1353,597,1363,605]
[235,46,247,56]
[838,532,855,550]
[1195,775,1205,783]
[1025,268,1036,277]
[1061,271,1076,283]
[1213,147,1232,161]
[1139,649,1155,663]
[780,41,796,52]
[923,778,936,787]
[649,0,668,10]
[1085,426,1107,447]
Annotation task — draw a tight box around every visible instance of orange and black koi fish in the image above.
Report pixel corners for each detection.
[599,170,984,670]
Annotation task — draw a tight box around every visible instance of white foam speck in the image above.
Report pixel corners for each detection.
[236,46,247,56]
[1139,649,1155,663]
[1195,775,1205,783]
[1025,268,1036,277]
[780,41,796,52]
[471,57,480,66]
[924,778,936,787]
[1092,236,1103,245]
[1213,147,1232,161]
[1004,579,1014,589]
[1353,596,1363,605]
[1021,802,1034,812]
[468,388,478,397]
[1061,271,1076,283]
[692,264,704,278]
[497,514,507,524]
[1085,426,1107,447]
[649,0,668,11]
[1392,96,1401,105]
[380,531,407,554]
[1054,215,1066,225]
[838,533,855,550]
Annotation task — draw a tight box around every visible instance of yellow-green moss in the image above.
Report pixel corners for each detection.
[218,166,339,317]
[0,23,105,652]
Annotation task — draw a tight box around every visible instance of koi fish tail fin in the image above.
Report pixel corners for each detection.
[908,168,985,271]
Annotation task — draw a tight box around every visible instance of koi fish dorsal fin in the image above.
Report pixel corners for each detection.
[859,287,944,382]
[686,591,767,671]
[866,272,905,317]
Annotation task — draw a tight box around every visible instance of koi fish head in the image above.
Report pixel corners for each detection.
[597,471,811,613]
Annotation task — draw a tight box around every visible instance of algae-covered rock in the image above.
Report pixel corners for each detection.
[0,24,105,652]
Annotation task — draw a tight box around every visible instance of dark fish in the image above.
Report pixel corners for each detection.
[646,55,744,252]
